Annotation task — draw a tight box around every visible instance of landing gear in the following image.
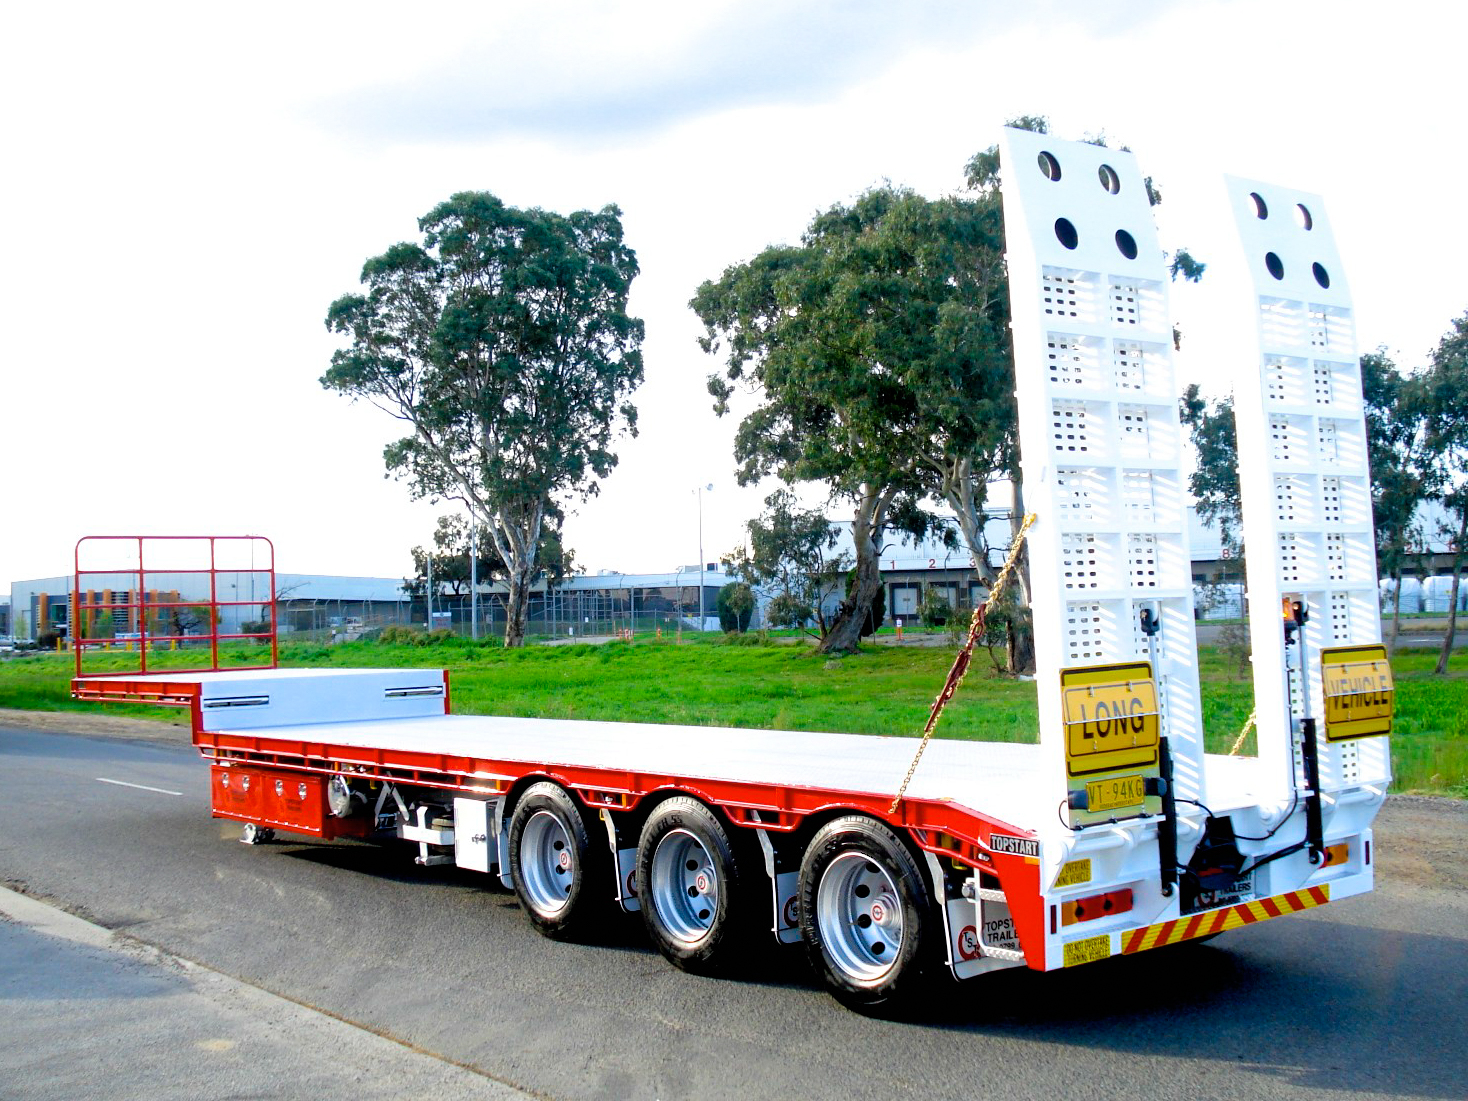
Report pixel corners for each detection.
[240,823,275,845]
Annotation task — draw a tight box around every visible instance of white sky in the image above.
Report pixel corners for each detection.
[4,0,1465,586]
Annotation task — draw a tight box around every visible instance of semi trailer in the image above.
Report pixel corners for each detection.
[70,131,1394,1013]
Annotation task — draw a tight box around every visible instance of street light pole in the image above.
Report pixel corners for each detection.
[696,483,713,631]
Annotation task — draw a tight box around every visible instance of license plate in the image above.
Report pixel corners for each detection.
[1063,934,1111,968]
[1086,774,1146,813]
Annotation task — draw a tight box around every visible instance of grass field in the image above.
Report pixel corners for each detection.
[3,636,1464,796]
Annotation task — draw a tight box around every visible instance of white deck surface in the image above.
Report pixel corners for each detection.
[220,711,1055,833]
[82,668,1267,834]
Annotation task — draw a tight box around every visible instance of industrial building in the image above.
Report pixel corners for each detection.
[6,502,1443,644]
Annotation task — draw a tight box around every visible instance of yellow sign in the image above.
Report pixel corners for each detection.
[1320,645,1393,741]
[1062,934,1112,968]
[1054,859,1092,889]
[1061,662,1160,777]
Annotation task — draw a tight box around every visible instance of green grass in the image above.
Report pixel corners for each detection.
[4,636,1464,796]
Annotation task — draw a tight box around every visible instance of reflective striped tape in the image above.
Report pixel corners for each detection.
[1122,885,1330,955]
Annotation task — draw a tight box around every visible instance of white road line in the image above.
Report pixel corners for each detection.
[96,778,183,796]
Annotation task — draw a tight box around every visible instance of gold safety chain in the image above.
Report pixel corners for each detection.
[1228,708,1257,756]
[888,512,1038,815]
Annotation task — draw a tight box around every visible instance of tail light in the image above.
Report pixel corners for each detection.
[1061,888,1134,926]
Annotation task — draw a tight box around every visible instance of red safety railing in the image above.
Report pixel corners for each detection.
[73,536,278,678]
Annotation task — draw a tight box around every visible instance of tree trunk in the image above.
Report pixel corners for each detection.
[480,499,545,649]
[1389,565,1403,657]
[503,562,533,648]
[1005,485,1036,675]
[1435,509,1468,675]
[941,458,1037,673]
[818,489,885,655]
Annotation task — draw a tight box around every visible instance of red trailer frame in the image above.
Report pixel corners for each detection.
[72,535,278,678]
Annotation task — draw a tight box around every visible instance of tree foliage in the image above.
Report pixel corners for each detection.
[1416,312,1468,672]
[1179,384,1243,552]
[694,180,1013,654]
[722,490,850,639]
[404,513,573,602]
[322,191,642,646]
[715,582,755,634]
[1357,349,1431,644]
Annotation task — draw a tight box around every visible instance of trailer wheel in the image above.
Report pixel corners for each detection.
[240,824,275,845]
[637,796,753,974]
[507,782,606,940]
[798,816,934,1013]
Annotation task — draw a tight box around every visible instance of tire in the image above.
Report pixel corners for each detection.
[636,796,755,974]
[507,782,608,941]
[798,815,936,1013]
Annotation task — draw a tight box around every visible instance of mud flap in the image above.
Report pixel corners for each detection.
[755,828,802,943]
[599,809,641,912]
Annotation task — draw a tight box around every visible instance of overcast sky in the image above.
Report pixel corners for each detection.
[4,0,1464,588]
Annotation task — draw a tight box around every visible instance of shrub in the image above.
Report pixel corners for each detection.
[378,624,424,645]
[716,582,755,633]
[918,589,952,629]
[767,594,813,630]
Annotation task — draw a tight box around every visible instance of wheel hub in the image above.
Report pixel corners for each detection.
[816,853,905,982]
[649,828,719,944]
[520,809,575,917]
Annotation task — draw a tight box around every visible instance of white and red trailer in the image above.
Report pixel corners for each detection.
[70,132,1394,1012]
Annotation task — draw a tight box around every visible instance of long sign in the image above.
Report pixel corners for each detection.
[1060,661,1161,826]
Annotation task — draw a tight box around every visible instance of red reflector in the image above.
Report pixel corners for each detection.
[1061,888,1134,927]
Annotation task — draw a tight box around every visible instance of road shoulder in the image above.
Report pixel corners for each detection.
[0,887,532,1100]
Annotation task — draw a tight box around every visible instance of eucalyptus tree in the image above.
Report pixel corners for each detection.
[694,186,1011,654]
[722,490,852,641]
[1416,312,1468,672]
[1179,385,1243,554]
[404,513,573,604]
[1359,349,1430,647]
[323,192,643,646]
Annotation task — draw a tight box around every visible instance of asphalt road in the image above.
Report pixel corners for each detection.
[1,724,1464,1101]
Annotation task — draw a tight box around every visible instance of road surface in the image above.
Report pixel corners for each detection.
[1,718,1464,1100]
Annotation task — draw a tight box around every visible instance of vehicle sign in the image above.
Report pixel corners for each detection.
[1320,644,1394,740]
[1062,934,1111,967]
[1085,774,1146,813]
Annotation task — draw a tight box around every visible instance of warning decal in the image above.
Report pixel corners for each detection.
[1122,885,1330,955]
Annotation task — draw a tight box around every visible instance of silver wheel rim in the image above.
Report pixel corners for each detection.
[649,828,719,945]
[520,809,575,917]
[816,852,903,983]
